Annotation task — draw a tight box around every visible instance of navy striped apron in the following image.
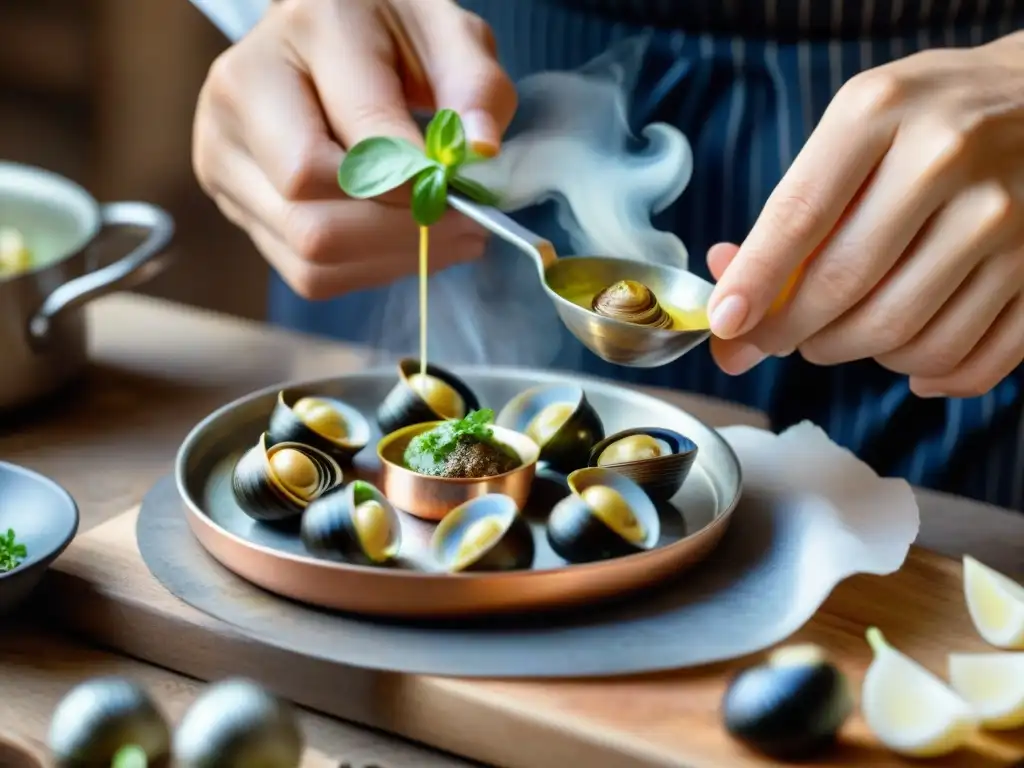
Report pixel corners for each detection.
[267,0,1024,512]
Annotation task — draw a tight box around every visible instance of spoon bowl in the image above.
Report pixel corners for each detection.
[448,194,713,368]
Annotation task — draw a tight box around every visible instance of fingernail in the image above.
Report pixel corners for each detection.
[776,347,796,358]
[727,342,768,375]
[461,110,500,157]
[709,294,749,338]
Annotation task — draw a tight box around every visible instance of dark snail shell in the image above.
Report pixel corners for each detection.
[587,427,698,501]
[172,678,303,768]
[300,480,402,566]
[267,391,371,464]
[47,676,171,768]
[495,384,604,474]
[591,280,673,329]
[232,433,344,523]
[722,644,853,761]
[546,467,660,563]
[376,358,480,435]
[431,494,535,572]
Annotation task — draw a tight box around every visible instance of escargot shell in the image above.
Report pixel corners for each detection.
[267,391,371,464]
[592,280,673,329]
[376,358,481,435]
[588,427,698,501]
[300,480,401,566]
[232,433,343,523]
[495,384,604,474]
[430,494,534,572]
[546,467,660,563]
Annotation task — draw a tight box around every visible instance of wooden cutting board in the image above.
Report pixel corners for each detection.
[37,507,1024,768]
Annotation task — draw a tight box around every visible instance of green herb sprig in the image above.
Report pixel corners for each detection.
[337,109,500,227]
[403,408,496,475]
[111,744,148,768]
[0,527,27,574]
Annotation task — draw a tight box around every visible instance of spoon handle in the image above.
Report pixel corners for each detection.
[446,193,558,274]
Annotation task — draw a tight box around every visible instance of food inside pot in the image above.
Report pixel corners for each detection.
[402,409,522,479]
[0,227,32,278]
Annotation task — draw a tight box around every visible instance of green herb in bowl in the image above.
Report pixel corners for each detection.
[403,409,521,479]
[0,528,27,574]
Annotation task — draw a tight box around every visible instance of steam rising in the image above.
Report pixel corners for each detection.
[368,36,695,368]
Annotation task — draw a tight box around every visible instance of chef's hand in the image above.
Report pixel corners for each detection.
[706,31,1024,398]
[192,0,517,299]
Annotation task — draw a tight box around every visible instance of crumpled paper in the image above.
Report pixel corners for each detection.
[703,420,922,653]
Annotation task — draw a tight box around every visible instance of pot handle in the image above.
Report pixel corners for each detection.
[29,201,175,341]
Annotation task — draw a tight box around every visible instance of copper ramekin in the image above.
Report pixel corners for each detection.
[377,421,540,520]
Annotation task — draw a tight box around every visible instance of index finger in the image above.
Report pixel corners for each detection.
[296,1,425,151]
[706,89,896,339]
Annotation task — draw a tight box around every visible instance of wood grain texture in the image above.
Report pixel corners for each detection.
[39,507,1024,768]
[0,623,429,768]
[5,295,1024,768]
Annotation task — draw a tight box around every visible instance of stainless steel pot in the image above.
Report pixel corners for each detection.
[0,160,174,412]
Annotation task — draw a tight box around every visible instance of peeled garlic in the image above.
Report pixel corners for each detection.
[861,627,976,758]
[963,555,1024,649]
[948,652,1024,731]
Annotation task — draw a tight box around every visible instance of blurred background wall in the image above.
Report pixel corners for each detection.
[0,0,270,321]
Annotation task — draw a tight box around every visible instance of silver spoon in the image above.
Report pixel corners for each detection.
[447,193,714,368]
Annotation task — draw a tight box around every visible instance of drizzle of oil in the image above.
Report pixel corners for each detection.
[418,225,429,378]
[555,285,709,331]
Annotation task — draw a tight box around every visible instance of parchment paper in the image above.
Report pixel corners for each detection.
[138,421,920,678]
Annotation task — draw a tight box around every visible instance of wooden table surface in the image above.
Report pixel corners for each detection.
[2,293,1023,766]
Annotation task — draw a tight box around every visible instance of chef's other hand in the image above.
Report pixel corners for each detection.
[192,0,517,300]
[707,31,1024,399]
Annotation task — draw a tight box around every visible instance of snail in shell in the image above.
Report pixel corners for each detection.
[431,494,535,572]
[172,678,303,768]
[47,676,171,768]
[376,358,480,435]
[300,480,402,566]
[591,280,673,329]
[546,467,660,563]
[232,433,344,523]
[496,384,605,474]
[267,392,371,464]
[588,427,698,501]
[722,644,853,760]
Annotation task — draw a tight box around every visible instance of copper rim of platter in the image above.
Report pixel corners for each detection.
[175,366,743,618]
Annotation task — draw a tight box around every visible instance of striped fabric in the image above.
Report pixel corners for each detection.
[264,0,1024,512]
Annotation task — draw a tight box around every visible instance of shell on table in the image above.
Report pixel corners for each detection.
[495,384,604,474]
[587,427,698,501]
[376,358,481,435]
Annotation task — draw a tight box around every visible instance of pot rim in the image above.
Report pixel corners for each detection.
[0,160,101,281]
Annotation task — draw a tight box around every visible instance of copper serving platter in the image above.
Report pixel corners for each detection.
[174,366,742,618]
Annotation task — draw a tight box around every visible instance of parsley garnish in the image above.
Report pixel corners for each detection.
[403,409,497,475]
[0,528,27,574]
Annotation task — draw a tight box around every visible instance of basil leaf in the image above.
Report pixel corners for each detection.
[424,109,466,168]
[411,166,449,227]
[450,174,501,207]
[338,137,435,198]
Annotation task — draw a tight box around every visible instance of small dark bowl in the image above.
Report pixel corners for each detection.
[0,461,79,616]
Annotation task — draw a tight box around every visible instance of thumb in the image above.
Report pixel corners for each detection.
[707,242,740,282]
[392,2,518,156]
